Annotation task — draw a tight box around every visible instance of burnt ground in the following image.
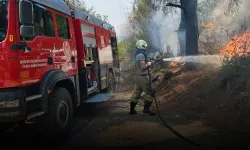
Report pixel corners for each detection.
[61,91,215,150]
[2,65,250,150]
[61,65,250,149]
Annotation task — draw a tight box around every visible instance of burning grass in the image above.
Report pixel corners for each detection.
[218,31,250,91]
[155,29,250,133]
[201,23,214,29]
[118,29,250,132]
[156,29,250,131]
[156,57,250,133]
[220,30,250,57]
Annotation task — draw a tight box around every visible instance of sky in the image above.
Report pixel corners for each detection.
[84,0,132,39]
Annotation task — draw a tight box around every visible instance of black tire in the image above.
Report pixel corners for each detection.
[46,87,73,134]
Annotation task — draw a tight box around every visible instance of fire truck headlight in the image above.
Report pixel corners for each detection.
[0,100,19,108]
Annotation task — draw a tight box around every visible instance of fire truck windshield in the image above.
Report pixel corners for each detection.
[0,0,8,42]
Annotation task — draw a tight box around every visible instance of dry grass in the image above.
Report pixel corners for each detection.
[154,64,250,133]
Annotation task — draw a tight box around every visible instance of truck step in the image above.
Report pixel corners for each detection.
[84,92,113,103]
[27,111,44,120]
[26,94,42,102]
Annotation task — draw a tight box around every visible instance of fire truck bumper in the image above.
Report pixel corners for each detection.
[0,88,26,123]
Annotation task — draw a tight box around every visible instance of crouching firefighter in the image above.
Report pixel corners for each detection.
[129,40,156,116]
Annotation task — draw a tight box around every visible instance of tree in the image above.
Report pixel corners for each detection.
[117,41,127,61]
[177,9,186,56]
[226,0,243,16]
[157,0,243,56]
[124,0,153,60]
[122,0,243,62]
[181,0,199,56]
[197,0,246,55]
[65,0,109,23]
[163,0,198,56]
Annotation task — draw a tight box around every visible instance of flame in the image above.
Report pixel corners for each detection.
[169,62,178,67]
[201,23,214,29]
[220,31,250,57]
[168,62,184,68]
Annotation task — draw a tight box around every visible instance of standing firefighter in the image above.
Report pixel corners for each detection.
[130,40,156,116]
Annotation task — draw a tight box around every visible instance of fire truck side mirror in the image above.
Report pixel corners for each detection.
[19,0,34,25]
[20,25,34,38]
[19,0,34,40]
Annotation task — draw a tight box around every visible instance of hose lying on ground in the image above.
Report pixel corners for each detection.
[146,65,201,147]
[151,91,200,147]
[115,65,201,147]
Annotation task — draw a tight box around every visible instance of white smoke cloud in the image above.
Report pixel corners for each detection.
[148,7,181,56]
[124,0,250,56]
[199,0,250,52]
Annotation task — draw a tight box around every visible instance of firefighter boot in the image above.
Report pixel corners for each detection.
[129,102,137,115]
[143,101,156,116]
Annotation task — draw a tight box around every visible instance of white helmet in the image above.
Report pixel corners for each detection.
[136,40,147,49]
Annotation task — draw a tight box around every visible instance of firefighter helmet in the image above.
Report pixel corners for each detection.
[136,40,147,49]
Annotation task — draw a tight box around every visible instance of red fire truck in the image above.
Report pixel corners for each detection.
[0,0,119,132]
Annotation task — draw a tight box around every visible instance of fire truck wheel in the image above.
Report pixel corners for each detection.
[46,87,73,133]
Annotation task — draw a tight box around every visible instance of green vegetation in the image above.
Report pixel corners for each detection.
[117,0,158,62]
[219,54,250,81]
[117,0,243,62]
[117,40,127,62]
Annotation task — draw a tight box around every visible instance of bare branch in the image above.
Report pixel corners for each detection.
[225,0,243,16]
[165,3,184,10]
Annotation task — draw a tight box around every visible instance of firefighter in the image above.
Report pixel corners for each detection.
[129,39,156,116]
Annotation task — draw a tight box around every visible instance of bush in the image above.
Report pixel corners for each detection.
[220,54,250,77]
[219,53,250,90]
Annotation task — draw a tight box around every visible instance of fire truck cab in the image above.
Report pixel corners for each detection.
[0,0,119,132]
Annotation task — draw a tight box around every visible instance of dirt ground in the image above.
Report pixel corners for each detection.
[61,91,215,149]
[2,63,250,150]
[61,64,250,149]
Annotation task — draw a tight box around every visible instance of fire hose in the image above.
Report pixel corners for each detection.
[115,59,201,147]
[145,64,201,147]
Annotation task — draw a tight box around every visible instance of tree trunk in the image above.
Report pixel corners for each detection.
[177,9,186,56]
[180,0,199,56]
[180,0,199,71]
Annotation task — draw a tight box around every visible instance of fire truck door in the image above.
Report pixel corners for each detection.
[54,14,77,75]
[18,5,55,85]
[80,23,99,88]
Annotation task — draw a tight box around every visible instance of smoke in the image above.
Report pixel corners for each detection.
[147,6,181,56]
[199,0,250,53]
[125,0,250,57]
[211,0,250,32]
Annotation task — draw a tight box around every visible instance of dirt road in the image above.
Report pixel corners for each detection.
[1,90,249,150]
[2,68,250,149]
[59,91,221,150]
[60,68,250,149]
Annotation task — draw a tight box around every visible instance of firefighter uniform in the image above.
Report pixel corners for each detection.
[129,40,156,116]
[130,75,154,104]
